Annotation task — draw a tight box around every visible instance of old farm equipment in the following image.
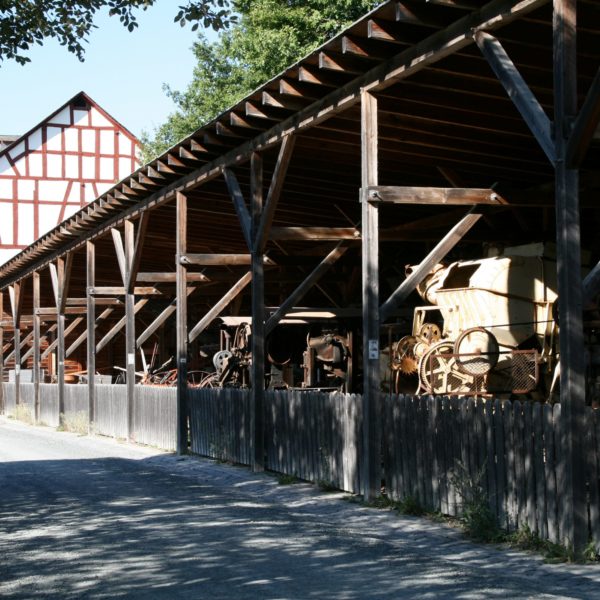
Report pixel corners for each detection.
[392,243,560,397]
[197,314,357,392]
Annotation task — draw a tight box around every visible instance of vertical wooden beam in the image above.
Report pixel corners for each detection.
[250,152,265,472]
[553,0,586,554]
[55,258,68,424]
[9,283,21,408]
[87,241,96,433]
[124,220,136,442]
[361,90,380,501]
[0,291,3,413]
[33,272,41,424]
[176,191,188,455]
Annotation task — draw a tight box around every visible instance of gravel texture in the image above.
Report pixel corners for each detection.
[1,416,600,599]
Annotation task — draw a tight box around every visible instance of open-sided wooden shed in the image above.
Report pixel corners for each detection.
[1,0,599,550]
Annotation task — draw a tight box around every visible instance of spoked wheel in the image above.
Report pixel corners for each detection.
[418,340,479,395]
[454,327,499,376]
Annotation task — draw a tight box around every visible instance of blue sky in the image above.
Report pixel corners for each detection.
[0,0,217,140]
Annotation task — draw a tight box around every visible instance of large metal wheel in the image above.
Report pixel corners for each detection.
[418,340,478,395]
[454,327,499,375]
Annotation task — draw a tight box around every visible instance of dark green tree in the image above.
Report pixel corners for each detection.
[142,0,381,159]
[0,1,235,65]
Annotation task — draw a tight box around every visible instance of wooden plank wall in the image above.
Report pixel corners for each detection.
[264,390,363,494]
[64,384,89,421]
[2,382,15,416]
[39,383,59,427]
[188,387,252,464]
[94,384,129,440]
[382,396,600,550]
[134,386,177,451]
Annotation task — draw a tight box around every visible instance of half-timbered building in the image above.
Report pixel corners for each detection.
[0,92,139,265]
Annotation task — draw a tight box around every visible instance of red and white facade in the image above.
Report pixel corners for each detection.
[0,92,140,265]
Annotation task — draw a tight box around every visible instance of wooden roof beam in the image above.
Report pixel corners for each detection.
[342,36,399,60]
[179,145,205,162]
[245,101,293,121]
[319,51,373,75]
[297,65,352,87]
[262,91,311,112]
[229,112,265,130]
[394,1,451,28]
[367,19,416,45]
[278,79,321,101]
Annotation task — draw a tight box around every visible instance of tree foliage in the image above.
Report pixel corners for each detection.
[0,0,235,65]
[142,0,380,159]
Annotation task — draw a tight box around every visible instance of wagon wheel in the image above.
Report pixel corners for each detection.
[454,327,500,376]
[418,340,477,395]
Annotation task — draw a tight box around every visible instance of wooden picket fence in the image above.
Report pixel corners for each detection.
[1,382,176,450]
[264,390,363,494]
[188,389,600,549]
[382,395,600,546]
[188,387,252,464]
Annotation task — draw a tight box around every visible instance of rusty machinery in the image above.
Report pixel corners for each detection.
[391,242,600,402]
[198,314,357,392]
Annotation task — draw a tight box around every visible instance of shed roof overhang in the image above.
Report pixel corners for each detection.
[0,0,598,292]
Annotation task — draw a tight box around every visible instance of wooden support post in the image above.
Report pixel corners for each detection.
[54,256,72,425]
[250,152,265,472]
[87,241,95,432]
[176,191,188,455]
[553,0,586,555]
[361,90,380,501]
[124,221,136,441]
[33,272,41,424]
[9,283,21,407]
[0,291,3,413]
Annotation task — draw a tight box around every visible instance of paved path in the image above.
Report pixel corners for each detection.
[1,417,599,599]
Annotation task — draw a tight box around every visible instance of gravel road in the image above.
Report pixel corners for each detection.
[1,417,599,599]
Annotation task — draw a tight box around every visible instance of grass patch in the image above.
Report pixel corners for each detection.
[58,411,88,435]
[14,404,33,425]
[450,460,504,543]
[278,473,301,485]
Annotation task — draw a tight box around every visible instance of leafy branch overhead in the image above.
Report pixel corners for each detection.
[142,0,380,160]
[0,0,236,65]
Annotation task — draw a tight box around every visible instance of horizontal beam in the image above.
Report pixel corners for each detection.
[179,254,275,267]
[136,272,209,283]
[66,298,122,306]
[88,286,163,296]
[270,227,361,241]
[365,186,507,205]
[35,307,88,316]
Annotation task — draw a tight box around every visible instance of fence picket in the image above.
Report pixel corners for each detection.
[544,403,559,543]
[533,403,547,539]
[591,408,600,551]
[523,401,536,532]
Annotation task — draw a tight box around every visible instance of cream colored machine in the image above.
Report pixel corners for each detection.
[392,243,561,397]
